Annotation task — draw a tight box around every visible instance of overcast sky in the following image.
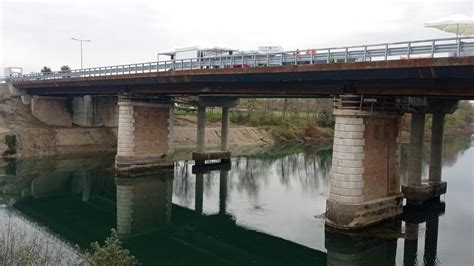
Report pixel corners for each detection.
[1,0,473,73]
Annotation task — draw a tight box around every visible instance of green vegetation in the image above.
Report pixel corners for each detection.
[445,101,474,130]
[175,98,335,143]
[0,218,139,266]
[60,65,71,72]
[175,100,473,143]
[425,101,474,135]
[81,229,139,266]
[40,66,52,73]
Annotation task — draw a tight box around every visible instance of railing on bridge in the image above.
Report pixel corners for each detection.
[5,36,474,83]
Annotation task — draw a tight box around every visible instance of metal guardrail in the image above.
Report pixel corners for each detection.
[4,36,474,83]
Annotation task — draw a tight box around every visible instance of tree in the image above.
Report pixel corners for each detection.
[60,65,71,72]
[40,66,52,73]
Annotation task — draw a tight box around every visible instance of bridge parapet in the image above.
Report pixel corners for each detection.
[5,37,474,84]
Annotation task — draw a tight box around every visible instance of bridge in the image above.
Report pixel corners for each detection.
[3,36,474,230]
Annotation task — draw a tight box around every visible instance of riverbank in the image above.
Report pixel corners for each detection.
[0,84,273,158]
[0,81,472,158]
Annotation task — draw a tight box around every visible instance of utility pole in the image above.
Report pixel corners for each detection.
[71,37,91,69]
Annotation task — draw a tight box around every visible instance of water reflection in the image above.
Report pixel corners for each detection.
[0,138,471,265]
[399,136,472,185]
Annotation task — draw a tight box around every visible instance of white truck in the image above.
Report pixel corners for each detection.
[158,46,238,69]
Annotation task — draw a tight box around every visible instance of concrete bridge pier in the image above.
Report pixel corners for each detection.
[325,99,403,230]
[402,99,458,205]
[115,96,174,172]
[192,97,239,165]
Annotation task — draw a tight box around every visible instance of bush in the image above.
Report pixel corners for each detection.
[82,229,139,266]
[0,215,139,266]
[316,111,335,128]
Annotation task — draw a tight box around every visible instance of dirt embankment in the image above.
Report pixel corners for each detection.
[0,84,272,158]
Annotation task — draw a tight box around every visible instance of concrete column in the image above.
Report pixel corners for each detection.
[429,113,445,183]
[221,106,230,151]
[326,109,403,230]
[402,112,447,205]
[219,170,228,215]
[115,100,174,172]
[195,173,204,215]
[407,112,425,187]
[197,105,206,153]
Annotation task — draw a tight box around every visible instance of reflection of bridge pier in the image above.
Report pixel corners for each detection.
[115,170,174,238]
[192,162,231,215]
[219,170,228,215]
[325,229,398,265]
[402,201,445,265]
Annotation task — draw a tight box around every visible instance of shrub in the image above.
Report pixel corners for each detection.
[82,229,139,266]
[316,111,335,128]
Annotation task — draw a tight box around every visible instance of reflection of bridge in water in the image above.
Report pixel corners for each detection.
[0,150,453,265]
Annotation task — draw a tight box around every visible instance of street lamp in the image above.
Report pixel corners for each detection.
[71,37,91,69]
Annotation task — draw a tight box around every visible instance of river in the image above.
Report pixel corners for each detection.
[0,136,472,265]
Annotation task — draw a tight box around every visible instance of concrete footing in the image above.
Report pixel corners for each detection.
[326,194,403,230]
[192,151,231,165]
[402,181,447,205]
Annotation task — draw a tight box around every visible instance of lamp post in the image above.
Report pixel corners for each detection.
[71,37,91,69]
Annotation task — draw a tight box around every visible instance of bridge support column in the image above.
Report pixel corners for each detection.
[325,108,403,230]
[115,99,174,172]
[402,112,447,205]
[192,97,238,165]
[429,113,445,183]
[221,106,230,152]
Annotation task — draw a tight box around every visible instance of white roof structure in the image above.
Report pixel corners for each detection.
[425,14,474,36]
[159,46,238,57]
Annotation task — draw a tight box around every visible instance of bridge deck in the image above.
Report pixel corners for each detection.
[11,56,474,99]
